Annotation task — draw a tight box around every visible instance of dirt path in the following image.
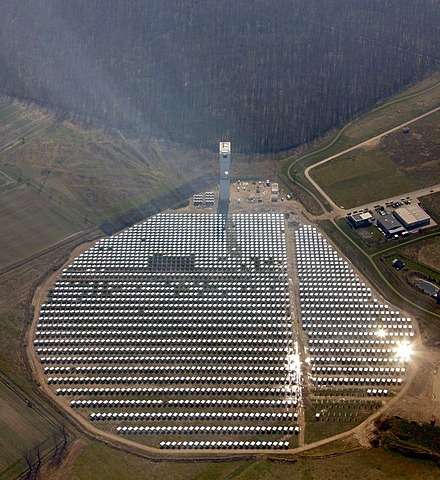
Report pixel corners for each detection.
[285,224,307,447]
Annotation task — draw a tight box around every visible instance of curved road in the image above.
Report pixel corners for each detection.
[285,101,440,322]
[304,105,440,214]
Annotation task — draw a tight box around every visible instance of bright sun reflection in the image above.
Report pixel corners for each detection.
[376,328,387,338]
[395,341,413,362]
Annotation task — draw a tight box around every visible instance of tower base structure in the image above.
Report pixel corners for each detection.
[218,141,231,219]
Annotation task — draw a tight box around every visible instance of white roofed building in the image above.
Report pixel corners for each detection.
[393,204,431,230]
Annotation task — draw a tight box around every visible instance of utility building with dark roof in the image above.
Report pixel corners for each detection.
[377,214,405,237]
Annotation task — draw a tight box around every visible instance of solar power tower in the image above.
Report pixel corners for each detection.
[218,141,231,218]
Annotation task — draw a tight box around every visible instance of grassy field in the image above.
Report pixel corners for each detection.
[0,231,99,479]
[420,191,440,222]
[281,71,440,210]
[0,228,101,392]
[399,237,440,273]
[379,416,440,455]
[1,122,178,224]
[343,74,440,144]
[69,441,250,480]
[317,71,440,162]
[379,111,440,189]
[380,253,440,300]
[42,435,440,480]
[0,381,60,479]
[0,185,86,271]
[311,149,413,208]
[0,94,223,228]
[304,398,381,444]
[309,109,440,208]
[377,253,440,337]
[0,96,54,153]
[354,224,385,247]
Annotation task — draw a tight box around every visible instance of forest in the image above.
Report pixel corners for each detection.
[0,0,439,153]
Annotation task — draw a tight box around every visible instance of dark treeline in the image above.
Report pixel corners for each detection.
[0,1,439,153]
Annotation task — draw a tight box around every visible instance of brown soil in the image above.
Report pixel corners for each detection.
[38,439,86,480]
[380,110,440,188]
[386,346,440,424]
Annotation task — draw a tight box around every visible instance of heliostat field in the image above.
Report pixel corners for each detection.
[35,213,299,450]
[33,213,413,451]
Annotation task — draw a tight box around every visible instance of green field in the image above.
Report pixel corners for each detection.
[305,398,381,444]
[421,191,440,222]
[379,111,440,189]
[1,123,170,224]
[309,108,440,208]
[282,72,440,211]
[0,97,54,153]
[343,75,440,144]
[0,381,60,479]
[0,185,86,271]
[61,436,440,480]
[0,119,218,226]
[399,236,440,273]
[311,149,413,207]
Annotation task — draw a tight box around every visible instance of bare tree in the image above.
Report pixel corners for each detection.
[23,449,34,479]
[0,1,438,153]
[22,446,41,480]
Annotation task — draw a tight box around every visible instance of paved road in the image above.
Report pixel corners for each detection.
[304,105,440,215]
[347,184,440,216]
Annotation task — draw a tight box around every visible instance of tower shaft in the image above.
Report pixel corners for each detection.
[218,142,231,218]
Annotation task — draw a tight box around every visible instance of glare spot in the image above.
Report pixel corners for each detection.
[395,341,413,362]
[376,328,387,338]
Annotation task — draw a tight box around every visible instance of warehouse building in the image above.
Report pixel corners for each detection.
[377,214,405,237]
[393,204,431,230]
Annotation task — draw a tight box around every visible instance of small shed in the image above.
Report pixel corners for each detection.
[392,259,405,270]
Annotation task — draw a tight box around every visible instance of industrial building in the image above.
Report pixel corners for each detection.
[392,259,405,270]
[347,212,373,228]
[393,204,431,230]
[377,214,405,237]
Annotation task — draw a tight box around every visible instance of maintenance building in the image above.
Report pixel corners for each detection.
[347,212,373,228]
[393,204,431,230]
[377,214,405,237]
